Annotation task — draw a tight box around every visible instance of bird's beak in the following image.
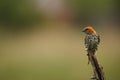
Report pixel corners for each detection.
[82,29,85,32]
[82,27,86,32]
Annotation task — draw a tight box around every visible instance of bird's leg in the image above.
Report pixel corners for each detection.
[87,53,90,64]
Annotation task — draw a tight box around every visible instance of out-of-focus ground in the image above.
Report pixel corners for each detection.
[0,24,120,80]
[0,0,120,80]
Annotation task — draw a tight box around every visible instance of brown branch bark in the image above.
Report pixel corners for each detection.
[87,51,106,80]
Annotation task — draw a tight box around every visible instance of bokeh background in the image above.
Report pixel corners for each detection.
[0,0,120,80]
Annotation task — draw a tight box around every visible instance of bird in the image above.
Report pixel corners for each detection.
[82,26,100,64]
[82,26,105,80]
[82,26,100,55]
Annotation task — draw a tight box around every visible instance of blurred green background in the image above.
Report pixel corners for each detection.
[0,0,120,80]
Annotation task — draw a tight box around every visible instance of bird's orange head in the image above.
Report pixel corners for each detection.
[82,26,96,34]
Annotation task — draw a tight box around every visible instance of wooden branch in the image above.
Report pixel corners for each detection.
[87,51,106,80]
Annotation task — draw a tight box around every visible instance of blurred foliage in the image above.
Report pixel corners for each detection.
[0,0,43,31]
[68,0,119,25]
[0,0,119,31]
